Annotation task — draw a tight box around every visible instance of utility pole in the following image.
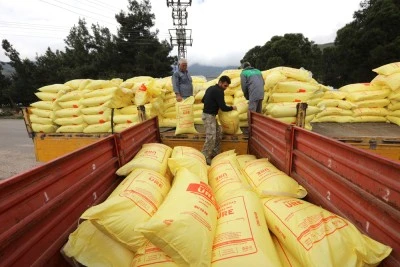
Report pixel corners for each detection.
[166,1,193,60]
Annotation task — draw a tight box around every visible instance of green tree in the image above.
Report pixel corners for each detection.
[0,64,12,105]
[2,39,37,106]
[115,0,174,78]
[242,33,323,80]
[332,0,400,86]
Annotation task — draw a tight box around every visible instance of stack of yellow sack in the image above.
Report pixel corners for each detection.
[371,62,400,125]
[30,84,72,133]
[79,79,133,133]
[263,67,324,130]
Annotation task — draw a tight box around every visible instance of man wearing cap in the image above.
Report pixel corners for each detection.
[240,62,265,113]
[172,58,193,102]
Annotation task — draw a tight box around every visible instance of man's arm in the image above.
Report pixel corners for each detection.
[172,72,183,101]
[240,73,249,100]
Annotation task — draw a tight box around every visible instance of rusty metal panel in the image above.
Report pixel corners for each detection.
[116,117,161,165]
[248,112,292,174]
[0,136,120,266]
[290,126,400,266]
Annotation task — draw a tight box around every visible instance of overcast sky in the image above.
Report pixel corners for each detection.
[0,0,363,67]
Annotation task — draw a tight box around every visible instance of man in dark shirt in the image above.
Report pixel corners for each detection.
[201,75,237,165]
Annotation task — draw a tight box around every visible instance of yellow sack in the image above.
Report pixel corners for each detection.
[31,123,57,133]
[113,123,137,133]
[80,104,111,115]
[273,81,320,93]
[338,83,380,92]
[355,99,390,108]
[81,168,171,252]
[235,100,248,114]
[352,116,387,123]
[30,108,52,118]
[372,62,400,76]
[218,69,241,79]
[82,114,110,125]
[158,117,177,127]
[56,124,87,133]
[236,154,256,169]
[380,72,400,90]
[62,220,134,267]
[54,108,81,118]
[218,110,242,135]
[195,89,206,102]
[64,79,90,90]
[84,80,116,90]
[135,84,150,106]
[346,89,391,102]
[57,100,81,109]
[243,158,307,198]
[168,157,208,183]
[83,122,112,133]
[208,153,249,202]
[38,83,71,93]
[29,114,53,125]
[175,96,198,135]
[266,102,320,118]
[125,76,154,84]
[112,114,138,124]
[389,89,400,101]
[264,70,288,91]
[212,189,282,266]
[322,90,348,100]
[262,197,392,267]
[56,91,83,102]
[30,101,53,110]
[353,108,388,117]
[276,67,312,82]
[116,143,172,176]
[224,95,234,104]
[269,92,314,103]
[388,101,400,111]
[83,86,119,98]
[387,116,400,126]
[135,168,218,267]
[315,107,353,118]
[119,105,138,115]
[133,241,178,267]
[317,99,357,110]
[211,149,235,165]
[171,146,207,165]
[54,116,84,126]
[35,92,57,102]
[272,234,301,267]
[80,95,113,107]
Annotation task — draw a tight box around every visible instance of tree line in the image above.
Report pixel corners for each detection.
[1,0,400,107]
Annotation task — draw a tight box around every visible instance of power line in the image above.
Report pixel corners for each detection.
[39,0,117,27]
[84,0,121,11]
[70,0,120,14]
[51,0,116,20]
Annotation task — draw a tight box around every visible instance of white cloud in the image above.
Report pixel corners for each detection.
[0,0,362,67]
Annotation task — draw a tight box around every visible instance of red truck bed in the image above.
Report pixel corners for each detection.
[0,114,399,266]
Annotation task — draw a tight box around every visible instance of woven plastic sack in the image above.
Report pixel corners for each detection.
[81,168,171,252]
[116,143,172,176]
[62,220,134,267]
[132,241,178,267]
[243,158,307,198]
[135,168,218,266]
[212,189,281,266]
[175,96,198,134]
[372,62,400,76]
[218,110,242,135]
[262,197,392,266]
[236,154,256,169]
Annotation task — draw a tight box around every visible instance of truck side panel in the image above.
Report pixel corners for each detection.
[0,119,160,266]
[249,112,400,266]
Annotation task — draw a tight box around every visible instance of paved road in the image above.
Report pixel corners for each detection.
[0,119,42,179]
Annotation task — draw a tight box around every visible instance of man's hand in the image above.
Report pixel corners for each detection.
[232,105,237,110]
[176,94,183,102]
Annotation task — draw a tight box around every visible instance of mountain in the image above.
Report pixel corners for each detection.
[0,62,14,77]
[189,63,238,80]
[318,42,334,50]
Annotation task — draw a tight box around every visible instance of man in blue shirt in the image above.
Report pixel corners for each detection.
[172,58,193,102]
